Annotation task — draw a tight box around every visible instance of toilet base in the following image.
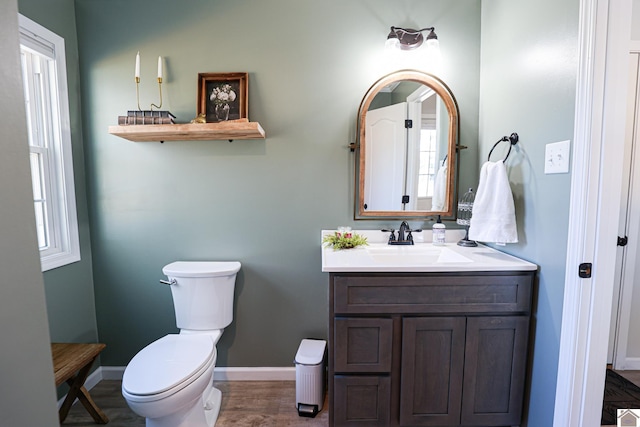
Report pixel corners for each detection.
[142,385,222,427]
[203,386,222,426]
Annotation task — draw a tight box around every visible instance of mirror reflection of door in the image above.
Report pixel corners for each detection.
[365,84,449,212]
[364,102,407,211]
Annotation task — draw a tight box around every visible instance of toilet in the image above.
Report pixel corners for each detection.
[122,261,241,427]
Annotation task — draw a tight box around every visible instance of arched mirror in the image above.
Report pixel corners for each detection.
[355,70,459,218]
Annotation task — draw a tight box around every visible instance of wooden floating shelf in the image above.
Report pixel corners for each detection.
[108,121,265,142]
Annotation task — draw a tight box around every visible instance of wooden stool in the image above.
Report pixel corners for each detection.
[51,343,109,424]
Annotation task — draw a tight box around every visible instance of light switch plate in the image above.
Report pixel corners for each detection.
[544,140,571,174]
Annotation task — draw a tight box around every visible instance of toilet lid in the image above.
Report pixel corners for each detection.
[122,334,214,396]
[162,261,241,278]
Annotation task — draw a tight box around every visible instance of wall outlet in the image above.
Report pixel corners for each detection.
[544,140,571,174]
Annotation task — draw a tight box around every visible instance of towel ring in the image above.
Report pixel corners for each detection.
[488,132,519,162]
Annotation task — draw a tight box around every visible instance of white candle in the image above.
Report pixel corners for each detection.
[157,56,162,79]
[135,51,140,79]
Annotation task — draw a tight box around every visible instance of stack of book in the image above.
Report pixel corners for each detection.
[117,110,176,125]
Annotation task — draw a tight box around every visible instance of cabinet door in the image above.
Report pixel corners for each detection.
[334,317,393,373]
[334,375,391,426]
[400,317,466,426]
[461,316,529,426]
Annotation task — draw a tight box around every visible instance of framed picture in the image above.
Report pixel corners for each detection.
[197,72,248,123]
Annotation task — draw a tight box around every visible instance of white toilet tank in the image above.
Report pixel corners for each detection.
[162,261,241,331]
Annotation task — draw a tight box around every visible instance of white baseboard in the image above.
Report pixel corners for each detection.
[58,366,296,408]
[213,367,296,381]
[101,365,125,380]
[100,366,296,381]
[616,357,640,370]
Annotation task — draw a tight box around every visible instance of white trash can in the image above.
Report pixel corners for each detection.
[295,338,326,417]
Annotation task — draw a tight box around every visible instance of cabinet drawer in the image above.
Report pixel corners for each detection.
[334,375,391,427]
[333,273,533,314]
[334,318,393,373]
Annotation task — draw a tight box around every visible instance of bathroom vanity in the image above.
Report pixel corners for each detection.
[321,231,537,427]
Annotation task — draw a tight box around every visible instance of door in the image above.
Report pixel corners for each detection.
[553,0,632,424]
[400,317,465,426]
[609,51,640,367]
[461,316,529,426]
[364,102,407,211]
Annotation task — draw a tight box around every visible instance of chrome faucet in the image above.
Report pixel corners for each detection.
[384,221,421,245]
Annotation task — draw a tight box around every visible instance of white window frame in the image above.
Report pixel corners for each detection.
[18,14,80,272]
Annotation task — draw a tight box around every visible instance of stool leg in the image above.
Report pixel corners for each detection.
[59,355,108,424]
[58,373,87,423]
[76,385,109,424]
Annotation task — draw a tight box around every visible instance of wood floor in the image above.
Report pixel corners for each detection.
[61,371,640,426]
[62,380,328,427]
[602,370,640,427]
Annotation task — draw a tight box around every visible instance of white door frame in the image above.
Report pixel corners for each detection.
[554,0,632,425]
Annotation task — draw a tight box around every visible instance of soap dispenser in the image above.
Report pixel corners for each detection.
[432,215,446,246]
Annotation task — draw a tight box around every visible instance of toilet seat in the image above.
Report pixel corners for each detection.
[122,334,215,402]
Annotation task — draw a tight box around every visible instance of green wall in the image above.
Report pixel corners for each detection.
[18,0,99,345]
[73,0,481,367]
[0,1,59,424]
[479,1,579,425]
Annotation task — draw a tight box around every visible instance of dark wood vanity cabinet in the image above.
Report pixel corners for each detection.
[328,271,535,427]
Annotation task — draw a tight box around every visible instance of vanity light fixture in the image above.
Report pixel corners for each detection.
[385,26,439,52]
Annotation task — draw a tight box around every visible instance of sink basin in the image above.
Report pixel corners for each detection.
[366,245,473,265]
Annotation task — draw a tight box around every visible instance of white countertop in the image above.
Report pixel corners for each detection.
[321,230,537,273]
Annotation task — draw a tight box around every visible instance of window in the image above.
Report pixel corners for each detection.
[19,14,80,271]
[418,128,437,198]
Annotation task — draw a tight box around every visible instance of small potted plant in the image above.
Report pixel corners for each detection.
[323,227,368,250]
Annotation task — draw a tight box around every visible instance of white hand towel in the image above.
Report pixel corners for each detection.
[468,161,518,244]
[431,163,448,211]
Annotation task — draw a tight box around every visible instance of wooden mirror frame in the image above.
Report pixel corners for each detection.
[355,70,459,219]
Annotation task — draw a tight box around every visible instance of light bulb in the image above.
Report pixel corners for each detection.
[425,38,442,72]
[385,37,400,51]
[425,38,440,55]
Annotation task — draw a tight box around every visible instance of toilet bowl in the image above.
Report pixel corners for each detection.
[122,334,217,427]
[122,261,240,427]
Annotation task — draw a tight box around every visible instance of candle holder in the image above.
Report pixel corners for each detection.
[135,76,141,111]
[123,54,173,125]
[456,188,477,247]
[150,77,163,111]
[135,77,163,111]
